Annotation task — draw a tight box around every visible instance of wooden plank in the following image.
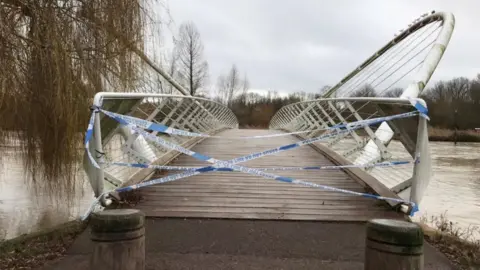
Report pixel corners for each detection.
[136,206,395,216]
[137,196,378,204]
[134,211,401,221]
[292,133,402,208]
[140,187,366,195]
[135,201,383,210]
[146,182,363,189]
[139,192,375,199]
[135,129,402,221]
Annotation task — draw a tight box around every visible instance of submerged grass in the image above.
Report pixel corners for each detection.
[418,212,480,270]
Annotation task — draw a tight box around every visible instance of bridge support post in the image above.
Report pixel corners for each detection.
[90,209,145,270]
[365,219,423,270]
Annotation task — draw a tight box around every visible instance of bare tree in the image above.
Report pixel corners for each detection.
[162,47,180,94]
[216,65,246,107]
[351,84,377,97]
[319,85,332,97]
[382,87,404,97]
[239,74,250,103]
[470,74,480,105]
[176,22,208,96]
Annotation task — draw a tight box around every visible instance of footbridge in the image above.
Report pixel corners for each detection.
[82,11,455,223]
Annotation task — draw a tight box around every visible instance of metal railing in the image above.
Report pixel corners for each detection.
[269,97,431,207]
[83,92,238,198]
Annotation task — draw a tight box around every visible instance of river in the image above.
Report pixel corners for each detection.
[0,141,479,240]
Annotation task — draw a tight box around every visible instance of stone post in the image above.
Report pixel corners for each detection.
[365,219,424,270]
[90,209,145,270]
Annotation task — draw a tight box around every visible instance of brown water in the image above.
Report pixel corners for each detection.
[415,142,480,237]
[0,142,479,240]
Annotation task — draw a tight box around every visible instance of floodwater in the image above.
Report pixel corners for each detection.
[0,142,479,240]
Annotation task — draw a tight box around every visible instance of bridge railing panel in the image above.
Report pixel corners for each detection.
[83,92,238,198]
[269,97,431,208]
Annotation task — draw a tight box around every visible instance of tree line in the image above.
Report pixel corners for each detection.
[217,75,480,129]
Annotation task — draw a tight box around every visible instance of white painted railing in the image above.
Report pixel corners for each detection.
[269,97,431,208]
[83,92,238,200]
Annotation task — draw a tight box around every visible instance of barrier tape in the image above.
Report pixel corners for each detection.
[99,108,420,139]
[84,112,100,168]
[81,108,421,220]
[100,109,320,139]
[117,124,417,209]
[407,97,430,120]
[101,159,415,171]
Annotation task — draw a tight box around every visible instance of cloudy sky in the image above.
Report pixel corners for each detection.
[165,0,479,95]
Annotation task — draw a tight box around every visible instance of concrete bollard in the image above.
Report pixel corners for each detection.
[90,209,145,270]
[365,219,424,270]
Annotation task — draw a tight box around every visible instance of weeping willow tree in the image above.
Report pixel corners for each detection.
[0,0,159,199]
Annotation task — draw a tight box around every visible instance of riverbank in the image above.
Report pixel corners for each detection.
[0,220,86,270]
[418,213,480,270]
[429,127,480,142]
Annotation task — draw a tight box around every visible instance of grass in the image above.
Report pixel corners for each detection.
[428,127,480,142]
[0,220,87,270]
[418,212,480,270]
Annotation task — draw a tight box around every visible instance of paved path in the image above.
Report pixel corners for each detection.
[42,218,456,270]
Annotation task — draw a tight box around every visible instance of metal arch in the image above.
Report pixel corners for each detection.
[271,11,455,128]
[322,11,455,98]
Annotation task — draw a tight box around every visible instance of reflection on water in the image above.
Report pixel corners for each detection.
[0,149,93,240]
[0,142,479,240]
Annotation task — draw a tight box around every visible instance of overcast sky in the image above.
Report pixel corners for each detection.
[165,0,479,95]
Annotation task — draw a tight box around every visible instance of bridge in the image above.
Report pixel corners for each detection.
[85,93,424,221]
[74,11,456,269]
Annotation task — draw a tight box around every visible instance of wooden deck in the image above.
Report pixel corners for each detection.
[135,129,402,221]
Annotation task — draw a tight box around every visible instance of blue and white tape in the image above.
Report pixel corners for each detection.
[111,120,418,208]
[98,108,420,139]
[85,111,100,168]
[112,127,415,209]
[407,97,429,120]
[100,109,324,139]
[101,159,415,171]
